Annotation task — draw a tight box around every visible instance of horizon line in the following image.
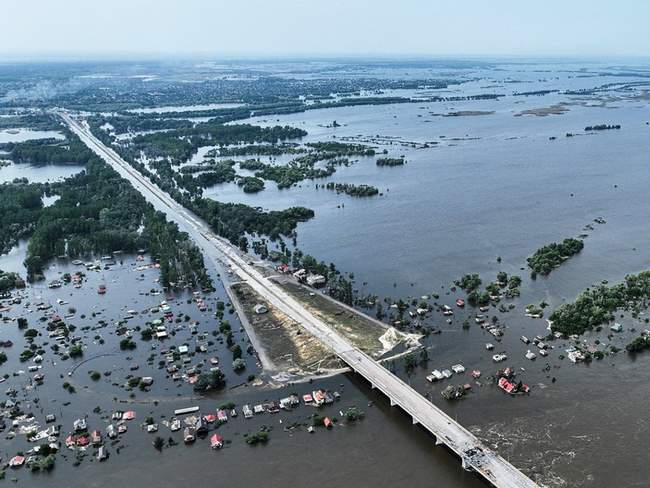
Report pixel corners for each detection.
[1,51,650,64]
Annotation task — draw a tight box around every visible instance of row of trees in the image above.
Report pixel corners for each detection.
[322,182,379,197]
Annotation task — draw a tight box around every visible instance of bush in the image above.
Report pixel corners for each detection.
[120,338,136,350]
[24,328,38,338]
[230,344,242,360]
[233,358,246,371]
[69,344,83,357]
[245,430,269,445]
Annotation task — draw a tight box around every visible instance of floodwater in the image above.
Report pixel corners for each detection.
[0,129,64,144]
[127,102,244,114]
[197,62,650,487]
[3,61,650,487]
[0,163,84,184]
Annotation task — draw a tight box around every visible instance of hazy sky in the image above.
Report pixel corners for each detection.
[2,0,649,59]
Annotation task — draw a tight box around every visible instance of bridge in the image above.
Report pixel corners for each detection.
[60,112,539,488]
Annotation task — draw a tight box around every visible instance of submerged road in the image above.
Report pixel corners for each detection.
[60,111,540,488]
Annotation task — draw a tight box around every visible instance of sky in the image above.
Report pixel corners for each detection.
[1,0,649,59]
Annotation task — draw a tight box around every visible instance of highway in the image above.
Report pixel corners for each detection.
[60,111,540,488]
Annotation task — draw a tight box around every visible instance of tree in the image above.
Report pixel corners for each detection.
[193,369,226,392]
[230,344,242,360]
[497,271,508,285]
[419,348,429,364]
[404,352,417,374]
[120,338,136,350]
[153,436,165,451]
[376,303,385,320]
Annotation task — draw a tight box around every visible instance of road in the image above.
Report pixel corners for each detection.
[60,111,540,488]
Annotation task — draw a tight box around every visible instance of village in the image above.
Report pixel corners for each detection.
[0,250,373,479]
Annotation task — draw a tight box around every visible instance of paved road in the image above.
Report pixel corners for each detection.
[60,112,540,488]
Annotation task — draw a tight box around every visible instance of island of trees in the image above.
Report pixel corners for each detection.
[527,238,584,275]
[549,271,650,336]
[455,272,522,306]
[237,176,265,193]
[323,182,379,197]
[626,334,650,353]
[585,124,621,131]
[376,157,405,167]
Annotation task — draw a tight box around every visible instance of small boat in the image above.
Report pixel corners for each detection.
[525,350,537,360]
[147,424,158,433]
[210,433,223,449]
[106,425,117,439]
[308,426,315,433]
[521,336,530,344]
[485,343,494,350]
[539,349,549,357]
[170,419,181,432]
[492,354,507,362]
[456,299,465,307]
[441,369,453,378]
